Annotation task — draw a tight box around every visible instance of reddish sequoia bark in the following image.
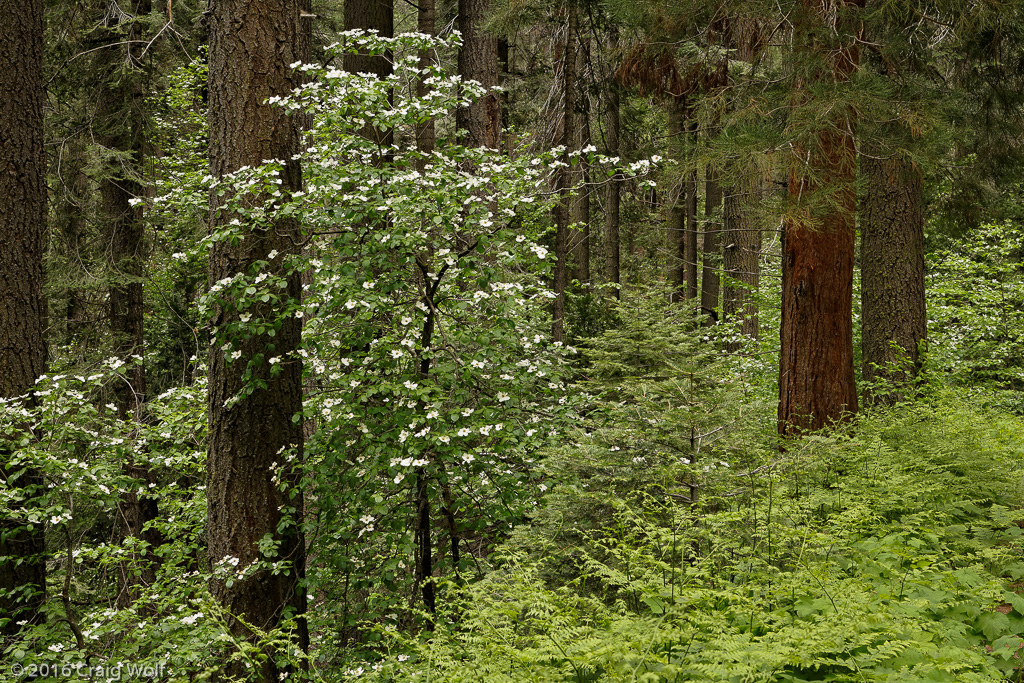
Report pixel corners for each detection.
[778,0,864,436]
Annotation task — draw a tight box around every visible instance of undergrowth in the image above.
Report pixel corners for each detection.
[349,392,1024,682]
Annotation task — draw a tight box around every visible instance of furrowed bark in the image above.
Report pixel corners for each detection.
[860,152,926,403]
[0,0,47,636]
[207,0,310,677]
[778,0,863,436]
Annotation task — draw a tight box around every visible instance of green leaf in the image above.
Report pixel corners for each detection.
[977,611,1010,640]
[1004,591,1024,616]
[992,634,1023,659]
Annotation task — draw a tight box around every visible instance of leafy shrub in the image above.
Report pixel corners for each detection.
[928,222,1024,410]
[349,391,1024,682]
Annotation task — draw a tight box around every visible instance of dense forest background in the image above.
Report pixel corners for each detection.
[5,0,1024,680]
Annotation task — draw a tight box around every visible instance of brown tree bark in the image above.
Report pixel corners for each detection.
[89,0,165,609]
[94,0,150,418]
[572,87,591,285]
[700,170,722,325]
[345,0,393,148]
[498,38,512,154]
[684,121,699,303]
[0,0,47,636]
[667,100,687,300]
[416,0,436,162]
[552,0,577,342]
[860,153,926,402]
[457,0,501,148]
[604,31,621,299]
[58,139,90,341]
[722,16,763,347]
[344,0,393,80]
[722,175,762,344]
[207,0,310,676]
[778,0,863,436]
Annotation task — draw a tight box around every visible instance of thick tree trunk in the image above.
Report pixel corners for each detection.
[604,31,621,298]
[722,175,762,344]
[700,171,722,325]
[457,0,501,148]
[860,153,926,402]
[552,0,577,342]
[722,16,763,347]
[207,0,310,677]
[344,0,393,80]
[778,0,863,436]
[0,0,47,636]
[345,0,393,149]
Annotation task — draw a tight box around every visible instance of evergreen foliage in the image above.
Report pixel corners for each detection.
[928,222,1024,410]
[355,393,1024,682]
[4,5,1024,683]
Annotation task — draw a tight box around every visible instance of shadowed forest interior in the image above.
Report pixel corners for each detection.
[4,0,1024,681]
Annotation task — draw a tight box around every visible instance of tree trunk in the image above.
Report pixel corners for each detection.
[722,175,762,345]
[685,121,699,303]
[778,0,863,436]
[414,291,438,616]
[667,100,686,300]
[97,0,149,418]
[344,0,393,80]
[498,38,512,154]
[90,0,165,609]
[552,0,577,342]
[572,87,591,286]
[700,170,722,325]
[722,15,763,347]
[457,0,501,148]
[415,0,435,163]
[59,139,90,342]
[345,0,394,148]
[207,0,310,677]
[0,0,47,636]
[860,153,926,402]
[604,31,621,299]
